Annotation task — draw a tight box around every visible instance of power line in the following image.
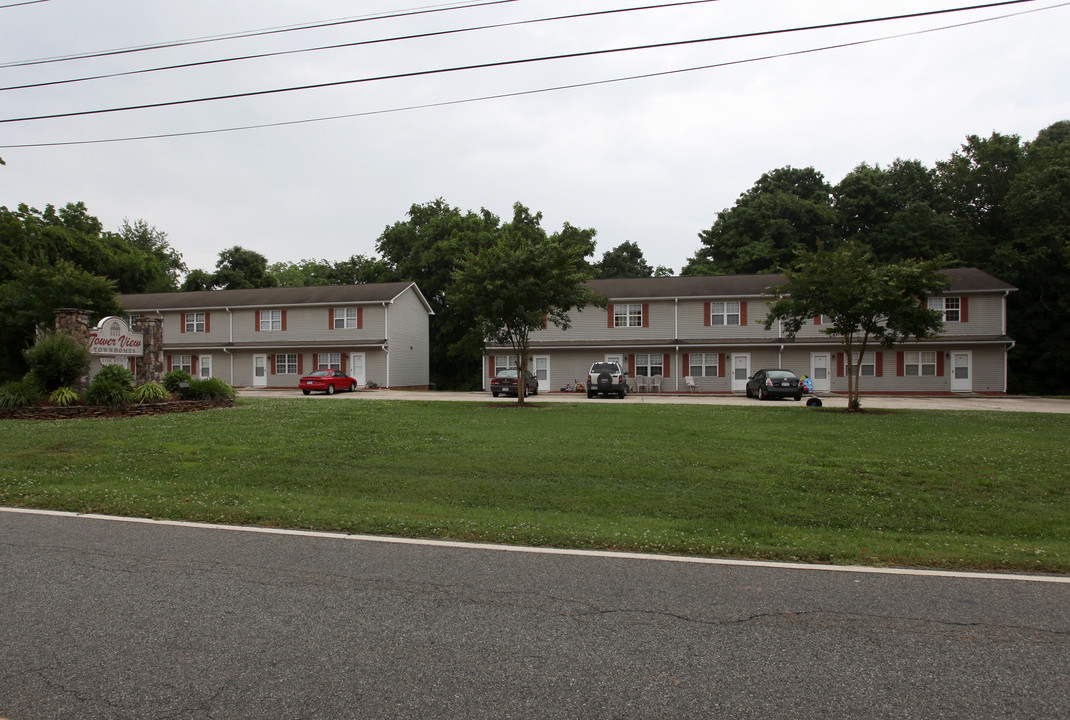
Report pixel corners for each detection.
[0,1,723,92]
[0,0,50,8]
[0,0,1048,125]
[3,1,1063,150]
[0,0,518,68]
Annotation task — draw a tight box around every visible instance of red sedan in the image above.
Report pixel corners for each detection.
[299,369,358,395]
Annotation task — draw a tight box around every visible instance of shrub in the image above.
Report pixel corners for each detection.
[185,377,235,401]
[162,369,192,393]
[22,332,91,392]
[0,380,44,412]
[49,386,81,407]
[94,364,135,388]
[85,378,133,408]
[133,382,169,403]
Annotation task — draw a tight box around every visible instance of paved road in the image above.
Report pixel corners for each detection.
[240,388,1070,414]
[3,509,1068,719]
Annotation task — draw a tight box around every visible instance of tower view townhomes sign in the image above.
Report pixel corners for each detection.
[89,316,144,357]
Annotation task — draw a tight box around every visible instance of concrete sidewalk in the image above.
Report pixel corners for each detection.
[237,388,1070,414]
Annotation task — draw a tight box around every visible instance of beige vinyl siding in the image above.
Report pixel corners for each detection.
[937,293,1004,337]
[385,287,431,387]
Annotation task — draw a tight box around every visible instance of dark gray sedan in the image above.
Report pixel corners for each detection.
[746,369,802,401]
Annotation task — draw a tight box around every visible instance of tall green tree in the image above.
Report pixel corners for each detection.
[593,241,654,278]
[765,243,951,410]
[450,203,602,403]
[684,166,835,275]
[212,246,278,290]
[269,255,394,287]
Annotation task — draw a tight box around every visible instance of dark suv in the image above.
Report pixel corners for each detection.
[587,361,628,399]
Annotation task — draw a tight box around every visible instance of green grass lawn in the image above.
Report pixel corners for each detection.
[2,398,1068,573]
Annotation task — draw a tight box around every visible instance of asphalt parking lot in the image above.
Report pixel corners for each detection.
[239,388,1070,413]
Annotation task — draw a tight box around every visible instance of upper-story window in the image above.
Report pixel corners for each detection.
[928,296,962,322]
[614,304,643,327]
[334,307,361,329]
[260,310,283,332]
[710,301,741,326]
[184,312,205,333]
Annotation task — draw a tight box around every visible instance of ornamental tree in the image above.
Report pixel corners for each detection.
[764,242,951,410]
[450,202,602,404]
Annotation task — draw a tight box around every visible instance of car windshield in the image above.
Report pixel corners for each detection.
[307,370,330,377]
[591,363,619,373]
[767,370,796,379]
[496,370,518,378]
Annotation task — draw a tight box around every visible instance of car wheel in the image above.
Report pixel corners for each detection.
[746,387,753,398]
[618,388,626,399]
[794,394,802,401]
[758,386,767,401]
[326,384,335,395]
[531,386,538,396]
[302,389,310,395]
[349,383,357,392]
[492,391,499,397]
[587,390,595,399]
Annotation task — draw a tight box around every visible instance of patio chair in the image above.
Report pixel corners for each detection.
[684,375,697,393]
[636,375,648,393]
[650,375,663,392]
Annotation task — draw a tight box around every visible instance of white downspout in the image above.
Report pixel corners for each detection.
[383,302,389,388]
[225,307,233,384]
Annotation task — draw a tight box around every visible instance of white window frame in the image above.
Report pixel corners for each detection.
[904,351,937,377]
[334,307,359,329]
[928,296,961,322]
[171,354,192,373]
[634,353,664,377]
[260,310,282,332]
[859,351,876,377]
[318,352,342,370]
[688,353,718,377]
[184,312,205,333]
[614,304,643,328]
[494,355,518,374]
[710,301,741,326]
[275,353,299,374]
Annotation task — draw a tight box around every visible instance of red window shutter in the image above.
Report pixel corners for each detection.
[313,353,319,369]
[719,353,726,377]
[270,354,276,375]
[937,352,945,377]
[298,355,303,375]
[682,353,690,374]
[740,301,748,326]
[341,354,347,373]
[960,297,969,323]
[488,356,495,377]
[255,311,261,332]
[897,352,905,376]
[875,351,884,377]
[704,302,711,327]
[837,352,844,377]
[167,355,172,372]
[205,312,211,333]
[642,304,650,328]
[180,314,186,334]
[628,354,636,376]
[358,307,363,329]
[663,353,670,378]
[607,305,615,328]
[328,308,334,329]
[281,310,287,332]
[191,354,198,371]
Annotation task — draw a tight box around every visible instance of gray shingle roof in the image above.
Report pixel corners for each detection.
[120,281,430,312]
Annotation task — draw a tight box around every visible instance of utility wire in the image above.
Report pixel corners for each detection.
[0,1,723,91]
[2,1,1063,149]
[0,0,517,68]
[0,0,50,8]
[0,0,1048,125]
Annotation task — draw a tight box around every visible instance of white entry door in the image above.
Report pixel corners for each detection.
[731,353,750,393]
[198,354,213,380]
[530,355,550,393]
[951,351,972,392]
[810,352,830,393]
[252,354,268,387]
[349,352,366,387]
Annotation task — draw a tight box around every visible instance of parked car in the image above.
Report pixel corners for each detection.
[746,369,802,401]
[491,369,539,397]
[587,361,628,399]
[299,369,358,395]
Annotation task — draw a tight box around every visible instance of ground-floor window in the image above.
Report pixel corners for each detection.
[859,351,876,377]
[494,355,517,374]
[634,353,664,376]
[275,353,299,374]
[170,354,192,373]
[904,350,937,376]
[318,352,341,370]
[688,353,718,377]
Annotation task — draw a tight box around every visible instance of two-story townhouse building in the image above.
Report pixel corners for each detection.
[119,282,432,389]
[483,268,1016,395]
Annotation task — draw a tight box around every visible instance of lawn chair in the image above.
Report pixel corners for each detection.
[650,374,663,393]
[684,375,697,393]
[636,375,648,393]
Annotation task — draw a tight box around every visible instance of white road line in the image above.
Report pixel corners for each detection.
[4,506,1068,584]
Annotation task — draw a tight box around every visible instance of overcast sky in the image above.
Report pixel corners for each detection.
[2,0,1068,276]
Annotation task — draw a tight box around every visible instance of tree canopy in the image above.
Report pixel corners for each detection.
[450,203,601,403]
